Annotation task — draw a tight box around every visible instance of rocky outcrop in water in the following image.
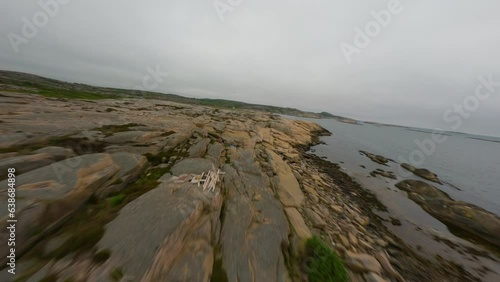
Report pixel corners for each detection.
[395,179,500,248]
[400,163,442,184]
[370,169,397,180]
[360,151,392,166]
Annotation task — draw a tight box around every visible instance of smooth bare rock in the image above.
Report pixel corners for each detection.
[93,180,222,281]
[158,173,173,183]
[375,251,405,281]
[206,143,225,164]
[220,159,290,282]
[349,232,359,246]
[165,130,194,148]
[308,193,319,203]
[364,272,389,282]
[267,149,304,207]
[255,127,273,145]
[359,239,374,252]
[170,158,214,176]
[318,205,329,217]
[140,189,221,281]
[33,146,75,160]
[285,207,312,241]
[96,152,148,198]
[345,251,382,274]
[355,216,369,227]
[396,179,500,248]
[0,132,42,149]
[0,153,56,177]
[304,208,326,228]
[0,153,126,265]
[304,185,319,203]
[348,271,365,282]
[269,119,322,147]
[331,204,343,214]
[221,130,255,148]
[338,234,350,248]
[188,138,210,158]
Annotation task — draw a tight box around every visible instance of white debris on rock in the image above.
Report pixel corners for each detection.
[174,165,225,192]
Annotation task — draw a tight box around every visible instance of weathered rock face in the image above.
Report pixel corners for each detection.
[304,208,326,229]
[267,149,304,208]
[220,151,291,282]
[345,251,382,274]
[0,146,74,178]
[206,143,225,165]
[400,163,442,184]
[284,208,312,242]
[188,138,210,158]
[359,151,391,166]
[0,152,146,264]
[0,153,56,178]
[396,179,500,247]
[170,158,214,176]
[91,179,222,281]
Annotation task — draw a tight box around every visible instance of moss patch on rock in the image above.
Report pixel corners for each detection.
[305,236,348,282]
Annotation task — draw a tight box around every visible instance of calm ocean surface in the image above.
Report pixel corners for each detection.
[288,116,500,216]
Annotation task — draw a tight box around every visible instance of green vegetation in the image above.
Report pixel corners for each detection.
[210,258,228,282]
[38,273,59,282]
[161,130,176,137]
[108,194,126,207]
[110,268,124,281]
[93,249,111,264]
[211,244,228,282]
[305,236,348,282]
[49,224,105,260]
[36,88,121,100]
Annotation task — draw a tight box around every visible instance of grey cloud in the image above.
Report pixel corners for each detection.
[1,0,499,136]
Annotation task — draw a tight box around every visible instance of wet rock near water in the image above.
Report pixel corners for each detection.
[370,169,397,180]
[396,179,500,248]
[400,163,442,184]
[360,151,393,166]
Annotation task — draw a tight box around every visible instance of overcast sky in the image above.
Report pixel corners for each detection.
[1,0,499,137]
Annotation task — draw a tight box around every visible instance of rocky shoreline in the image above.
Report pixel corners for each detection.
[0,91,492,281]
[297,140,481,281]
